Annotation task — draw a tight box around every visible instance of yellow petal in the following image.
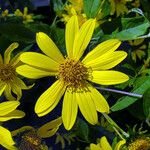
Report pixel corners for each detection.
[35,80,65,117]
[100,136,112,150]
[36,32,64,63]
[0,110,25,121]
[13,76,34,90]
[90,143,103,150]
[76,91,98,125]
[4,84,16,101]
[114,139,126,150]
[65,15,79,58]
[89,71,129,85]
[0,83,6,96]
[11,126,34,136]
[10,52,22,67]
[82,39,121,64]
[37,117,62,138]
[84,51,127,70]
[4,42,19,64]
[62,91,78,130]
[88,85,109,113]
[20,52,59,71]
[16,65,56,79]
[10,82,22,100]
[0,126,17,150]
[0,101,20,116]
[73,19,95,60]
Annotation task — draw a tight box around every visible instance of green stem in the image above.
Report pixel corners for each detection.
[103,113,129,138]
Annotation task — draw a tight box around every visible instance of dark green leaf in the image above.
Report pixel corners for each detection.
[104,17,150,41]
[75,118,89,142]
[0,23,35,43]
[111,76,150,111]
[83,0,102,18]
[50,26,66,55]
[143,88,150,118]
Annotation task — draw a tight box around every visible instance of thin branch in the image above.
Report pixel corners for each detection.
[95,86,142,98]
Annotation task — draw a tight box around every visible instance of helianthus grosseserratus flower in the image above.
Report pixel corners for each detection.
[11,117,62,150]
[128,39,146,62]
[68,0,83,12]
[128,137,150,150]
[1,9,9,17]
[16,16,129,130]
[0,42,33,100]
[89,136,126,150]
[109,0,130,16]
[61,5,87,27]
[0,101,25,150]
[14,7,33,24]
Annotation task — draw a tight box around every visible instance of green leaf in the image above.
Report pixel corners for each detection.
[26,23,50,34]
[143,88,150,118]
[75,118,89,142]
[100,0,111,18]
[0,23,35,43]
[50,26,66,55]
[52,0,64,16]
[83,0,102,18]
[111,76,150,111]
[104,17,150,41]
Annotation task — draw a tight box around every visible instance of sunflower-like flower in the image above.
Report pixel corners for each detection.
[16,16,129,130]
[0,101,25,149]
[109,0,131,16]
[14,7,33,24]
[89,136,126,150]
[128,39,146,62]
[11,117,62,150]
[61,5,87,27]
[0,43,33,100]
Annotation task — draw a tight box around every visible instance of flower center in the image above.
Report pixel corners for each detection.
[128,138,150,150]
[0,64,16,82]
[58,58,91,91]
[19,130,42,150]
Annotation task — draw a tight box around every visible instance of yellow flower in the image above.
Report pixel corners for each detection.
[11,117,62,150]
[16,16,129,130]
[1,9,9,17]
[109,0,129,16]
[128,137,150,150]
[131,0,140,8]
[0,101,25,150]
[68,0,83,12]
[90,136,126,150]
[61,5,87,26]
[128,39,146,62]
[14,7,33,24]
[0,43,33,100]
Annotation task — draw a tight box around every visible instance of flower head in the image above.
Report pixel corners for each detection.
[128,39,146,62]
[128,137,150,150]
[11,117,62,150]
[0,42,33,100]
[17,16,129,130]
[109,0,129,16]
[0,101,25,149]
[89,136,126,150]
[14,7,33,24]
[1,9,9,17]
